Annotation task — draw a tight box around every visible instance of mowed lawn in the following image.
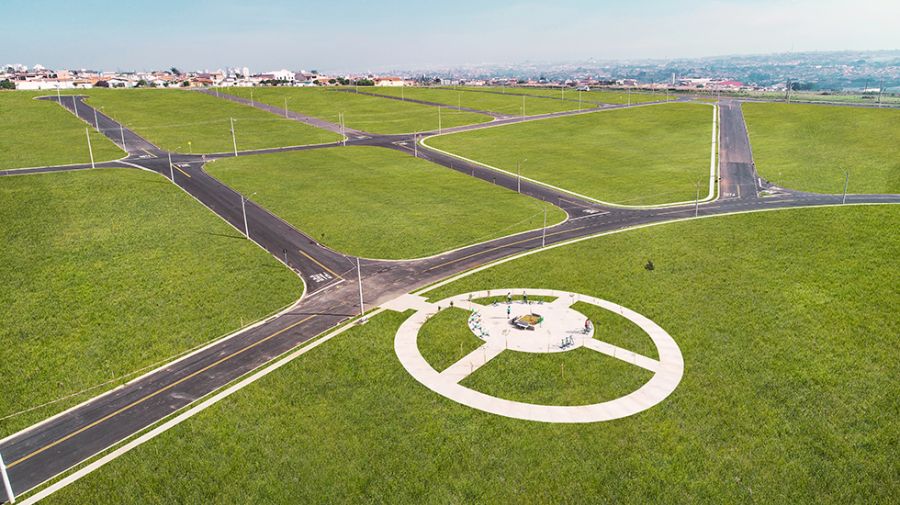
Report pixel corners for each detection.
[0,91,124,170]
[43,206,898,504]
[79,89,341,153]
[0,169,303,437]
[468,86,671,105]
[428,102,714,206]
[206,146,565,259]
[224,86,492,134]
[743,103,900,194]
[367,86,586,115]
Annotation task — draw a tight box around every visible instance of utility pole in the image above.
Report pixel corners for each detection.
[241,193,256,237]
[541,207,547,247]
[842,170,850,204]
[413,133,418,158]
[516,159,527,193]
[438,106,442,134]
[458,91,461,111]
[0,450,14,504]
[119,122,126,151]
[284,97,288,118]
[72,95,79,118]
[85,128,95,169]
[250,88,254,107]
[230,117,238,156]
[579,90,582,110]
[522,94,525,117]
[627,86,631,106]
[168,152,174,181]
[56,84,61,102]
[878,79,884,107]
[695,180,701,217]
[356,257,365,316]
[93,108,100,131]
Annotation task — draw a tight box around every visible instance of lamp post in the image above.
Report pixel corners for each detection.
[842,170,850,204]
[85,128,95,169]
[516,159,527,193]
[242,192,257,238]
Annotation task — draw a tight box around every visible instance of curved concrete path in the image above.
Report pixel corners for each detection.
[392,289,684,423]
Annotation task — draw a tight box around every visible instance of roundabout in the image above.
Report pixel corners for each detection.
[394,289,685,423]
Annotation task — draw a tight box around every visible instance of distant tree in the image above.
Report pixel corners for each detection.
[354,78,374,86]
[135,79,149,88]
[328,78,337,85]
[0,79,14,90]
[181,80,190,87]
[94,80,110,88]
[170,67,181,76]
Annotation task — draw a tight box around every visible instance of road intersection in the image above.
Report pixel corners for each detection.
[1,90,897,502]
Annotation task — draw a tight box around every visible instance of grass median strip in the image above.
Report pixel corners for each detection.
[206,146,566,259]
[428,102,713,206]
[0,91,124,169]
[76,88,341,153]
[224,87,492,134]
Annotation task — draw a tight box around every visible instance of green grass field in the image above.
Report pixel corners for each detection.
[428,102,714,206]
[418,308,484,372]
[0,169,303,438]
[0,91,124,169]
[205,146,566,259]
[43,205,898,504]
[743,103,900,194]
[223,87,492,134]
[77,89,341,153]
[452,86,671,105]
[367,86,586,115]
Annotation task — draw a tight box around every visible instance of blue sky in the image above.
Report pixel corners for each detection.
[2,0,898,72]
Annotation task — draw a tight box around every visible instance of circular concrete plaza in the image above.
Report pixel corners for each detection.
[394,289,684,423]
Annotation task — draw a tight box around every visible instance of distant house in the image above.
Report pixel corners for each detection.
[375,77,406,87]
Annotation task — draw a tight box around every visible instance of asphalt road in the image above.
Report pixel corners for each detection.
[1,93,897,503]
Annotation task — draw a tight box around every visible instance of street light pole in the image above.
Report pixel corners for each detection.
[842,170,850,204]
[93,107,99,131]
[414,133,418,158]
[356,257,365,317]
[516,158,527,193]
[85,128,95,169]
[241,192,256,238]
[695,180,701,217]
[438,106,442,134]
[119,121,127,151]
[0,450,15,504]
[541,207,547,247]
[283,97,288,118]
[230,117,238,156]
[168,152,174,181]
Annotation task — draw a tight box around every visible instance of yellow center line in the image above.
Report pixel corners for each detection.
[297,249,344,280]
[426,225,590,272]
[8,314,317,469]
[173,165,192,178]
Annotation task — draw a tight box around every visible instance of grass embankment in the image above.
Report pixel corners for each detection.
[367,86,585,115]
[743,102,900,194]
[428,102,713,206]
[0,169,303,437]
[77,88,341,153]
[206,146,565,259]
[44,205,898,504]
[417,308,484,372]
[0,91,124,169]
[224,87,492,134]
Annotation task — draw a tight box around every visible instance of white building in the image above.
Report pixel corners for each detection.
[375,76,406,87]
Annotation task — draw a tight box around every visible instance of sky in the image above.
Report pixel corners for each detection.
[2,0,898,72]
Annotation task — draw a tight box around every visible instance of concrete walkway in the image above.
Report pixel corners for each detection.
[392,288,684,423]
